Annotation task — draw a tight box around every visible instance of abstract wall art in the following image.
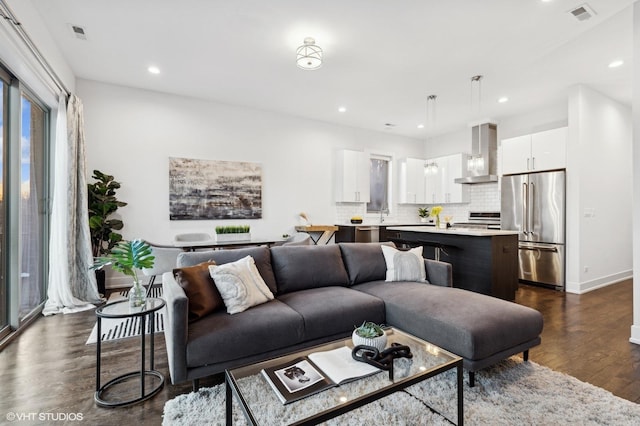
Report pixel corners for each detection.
[169,157,262,220]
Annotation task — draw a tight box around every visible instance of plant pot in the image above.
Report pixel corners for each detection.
[215,233,251,242]
[420,218,428,223]
[95,269,106,296]
[352,329,387,352]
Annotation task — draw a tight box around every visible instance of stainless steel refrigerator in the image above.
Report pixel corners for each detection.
[500,170,565,289]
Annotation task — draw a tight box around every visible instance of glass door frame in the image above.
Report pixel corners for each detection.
[0,64,51,345]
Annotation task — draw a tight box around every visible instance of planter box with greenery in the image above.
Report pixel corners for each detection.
[215,225,251,242]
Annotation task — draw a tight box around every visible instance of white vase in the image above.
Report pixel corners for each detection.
[352,329,387,352]
[420,217,428,223]
[129,280,147,309]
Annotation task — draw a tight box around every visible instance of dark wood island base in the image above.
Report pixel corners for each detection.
[386,227,519,301]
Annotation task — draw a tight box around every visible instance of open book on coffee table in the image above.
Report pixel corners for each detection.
[261,346,381,404]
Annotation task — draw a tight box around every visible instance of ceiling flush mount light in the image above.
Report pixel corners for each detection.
[608,60,624,68]
[148,66,161,75]
[296,37,323,70]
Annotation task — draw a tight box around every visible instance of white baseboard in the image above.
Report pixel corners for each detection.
[565,269,632,294]
[630,325,640,345]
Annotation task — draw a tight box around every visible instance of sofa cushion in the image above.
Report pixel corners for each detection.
[270,245,349,293]
[339,242,395,285]
[381,245,427,282]
[177,246,278,294]
[277,286,385,341]
[353,281,543,361]
[186,299,304,367]
[209,256,274,314]
[173,261,223,322]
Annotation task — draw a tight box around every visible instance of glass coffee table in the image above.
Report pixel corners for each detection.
[225,327,463,425]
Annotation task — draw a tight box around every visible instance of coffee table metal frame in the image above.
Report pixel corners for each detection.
[94,297,166,407]
[225,327,463,425]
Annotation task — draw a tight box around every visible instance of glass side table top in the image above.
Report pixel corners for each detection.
[96,297,165,319]
[226,327,462,425]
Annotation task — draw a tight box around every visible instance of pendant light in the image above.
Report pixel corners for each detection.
[468,75,484,172]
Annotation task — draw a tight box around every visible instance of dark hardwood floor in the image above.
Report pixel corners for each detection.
[0,281,638,425]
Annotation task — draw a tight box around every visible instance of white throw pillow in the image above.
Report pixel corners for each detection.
[208,255,274,314]
[380,245,427,282]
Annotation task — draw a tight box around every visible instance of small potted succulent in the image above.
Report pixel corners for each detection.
[352,321,387,351]
[418,207,429,223]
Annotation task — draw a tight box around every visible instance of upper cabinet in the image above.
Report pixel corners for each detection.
[501,127,567,175]
[335,149,370,203]
[399,157,426,204]
[400,153,469,204]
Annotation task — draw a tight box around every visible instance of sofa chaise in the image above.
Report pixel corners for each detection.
[162,242,543,389]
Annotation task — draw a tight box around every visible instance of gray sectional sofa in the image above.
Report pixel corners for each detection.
[162,242,543,389]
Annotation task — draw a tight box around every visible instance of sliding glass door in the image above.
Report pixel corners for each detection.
[0,63,49,344]
[18,94,46,320]
[0,73,7,339]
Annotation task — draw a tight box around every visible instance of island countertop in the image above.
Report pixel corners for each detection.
[385,225,519,237]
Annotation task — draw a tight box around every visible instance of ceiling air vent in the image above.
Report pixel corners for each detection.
[569,4,596,22]
[68,24,87,40]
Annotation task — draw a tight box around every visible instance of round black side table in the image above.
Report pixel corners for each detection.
[95,297,165,407]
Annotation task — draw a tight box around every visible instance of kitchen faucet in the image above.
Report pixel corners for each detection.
[379,208,389,223]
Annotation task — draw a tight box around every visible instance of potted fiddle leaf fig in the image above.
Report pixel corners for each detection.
[92,239,155,308]
[88,170,127,257]
[352,321,387,352]
[88,170,127,295]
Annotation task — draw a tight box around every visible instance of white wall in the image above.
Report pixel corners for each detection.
[77,79,424,258]
[630,1,640,345]
[566,85,633,293]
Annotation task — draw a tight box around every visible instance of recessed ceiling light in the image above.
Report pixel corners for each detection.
[608,60,624,68]
[417,124,425,129]
[148,66,161,74]
[338,106,347,113]
[498,97,509,103]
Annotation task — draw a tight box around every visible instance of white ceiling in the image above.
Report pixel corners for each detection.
[29,0,635,139]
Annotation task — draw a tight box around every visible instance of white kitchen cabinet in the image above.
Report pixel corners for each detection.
[501,134,531,175]
[501,127,567,175]
[399,157,426,204]
[424,153,469,204]
[438,153,469,204]
[531,127,567,172]
[335,149,370,203]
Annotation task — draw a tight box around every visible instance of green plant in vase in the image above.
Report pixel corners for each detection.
[92,239,155,308]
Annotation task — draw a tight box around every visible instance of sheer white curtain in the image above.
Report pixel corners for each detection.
[43,94,102,316]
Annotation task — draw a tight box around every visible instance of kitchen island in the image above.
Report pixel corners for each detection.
[386,226,519,301]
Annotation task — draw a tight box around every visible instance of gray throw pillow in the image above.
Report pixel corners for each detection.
[381,245,426,282]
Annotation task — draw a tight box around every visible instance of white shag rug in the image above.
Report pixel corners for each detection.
[163,357,640,425]
[85,286,165,344]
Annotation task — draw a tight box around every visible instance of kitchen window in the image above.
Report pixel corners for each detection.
[367,154,392,214]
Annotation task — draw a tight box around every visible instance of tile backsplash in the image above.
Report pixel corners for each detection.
[335,182,500,224]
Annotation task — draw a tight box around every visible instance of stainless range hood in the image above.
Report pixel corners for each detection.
[455,122,498,184]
